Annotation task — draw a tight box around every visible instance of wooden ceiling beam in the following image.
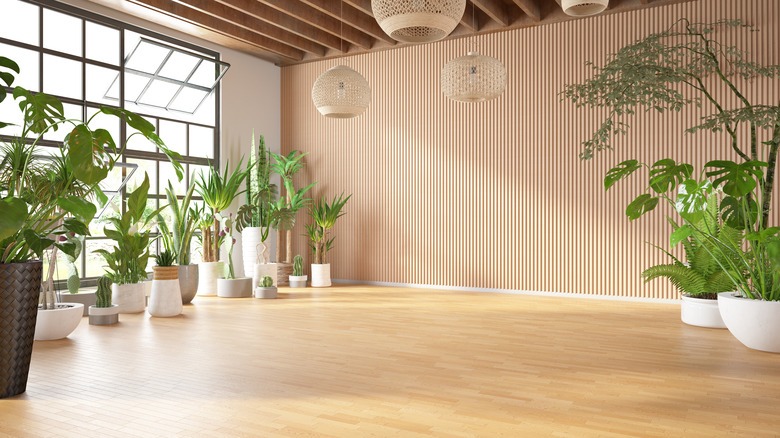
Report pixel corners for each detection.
[344,0,373,16]
[127,0,303,61]
[512,0,541,21]
[258,0,374,50]
[471,0,510,26]
[460,2,478,31]
[215,0,343,52]
[299,0,396,45]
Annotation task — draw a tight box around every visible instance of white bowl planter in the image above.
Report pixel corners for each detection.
[242,227,264,279]
[253,263,277,290]
[255,286,278,299]
[718,292,780,353]
[217,278,252,298]
[89,305,119,325]
[289,275,308,288]
[311,264,331,287]
[197,261,224,296]
[681,295,726,329]
[34,303,84,340]
[113,283,146,314]
[149,266,183,317]
[178,264,199,304]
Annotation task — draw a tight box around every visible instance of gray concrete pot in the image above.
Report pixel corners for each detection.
[217,278,252,298]
[58,291,96,316]
[178,264,199,304]
[255,286,278,299]
[89,305,119,325]
[289,275,307,288]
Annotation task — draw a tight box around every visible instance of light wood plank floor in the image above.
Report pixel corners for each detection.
[2,285,779,437]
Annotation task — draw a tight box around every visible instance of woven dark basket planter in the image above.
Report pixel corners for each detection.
[0,261,42,399]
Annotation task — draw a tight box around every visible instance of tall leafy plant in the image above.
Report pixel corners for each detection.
[270,151,316,263]
[238,132,277,231]
[158,181,198,265]
[305,193,351,265]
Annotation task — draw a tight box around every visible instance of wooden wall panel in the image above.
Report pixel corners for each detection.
[280,0,780,299]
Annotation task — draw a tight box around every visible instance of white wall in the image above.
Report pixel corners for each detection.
[58,0,281,277]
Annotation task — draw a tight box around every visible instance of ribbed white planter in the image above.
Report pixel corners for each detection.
[289,275,308,288]
[217,278,252,298]
[178,264,199,304]
[34,303,84,341]
[242,227,264,279]
[113,283,145,314]
[681,295,726,329]
[718,292,780,353]
[149,266,182,317]
[311,264,331,288]
[253,263,278,290]
[197,261,224,296]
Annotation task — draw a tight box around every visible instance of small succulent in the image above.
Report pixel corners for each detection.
[153,250,176,267]
[95,275,113,308]
[261,275,273,287]
[292,254,303,276]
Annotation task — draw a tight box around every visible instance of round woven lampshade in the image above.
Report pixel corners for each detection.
[311,65,371,119]
[441,51,506,103]
[372,0,466,43]
[560,0,608,16]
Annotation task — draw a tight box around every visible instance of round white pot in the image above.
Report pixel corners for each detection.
[242,227,265,279]
[58,291,96,316]
[289,275,308,288]
[217,277,252,298]
[34,303,84,341]
[113,283,146,314]
[311,264,331,287]
[253,263,278,290]
[681,295,726,329]
[149,266,182,317]
[178,264,199,304]
[89,305,119,325]
[197,261,224,296]
[255,286,278,299]
[718,292,780,353]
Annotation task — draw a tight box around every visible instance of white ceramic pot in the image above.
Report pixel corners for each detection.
[242,227,265,279]
[217,277,252,298]
[178,264,199,304]
[255,286,278,299]
[311,264,331,287]
[289,275,308,288]
[197,261,224,296]
[58,291,96,316]
[681,295,726,329]
[89,305,119,325]
[113,283,146,314]
[718,292,780,353]
[149,266,182,317]
[253,263,278,290]
[34,303,84,341]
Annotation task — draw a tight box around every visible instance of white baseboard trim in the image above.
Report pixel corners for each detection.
[332,278,681,304]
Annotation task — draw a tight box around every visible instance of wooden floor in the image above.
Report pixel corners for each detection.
[3,285,779,437]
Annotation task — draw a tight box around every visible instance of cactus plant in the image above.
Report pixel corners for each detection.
[95,275,113,308]
[293,254,303,276]
[261,275,273,287]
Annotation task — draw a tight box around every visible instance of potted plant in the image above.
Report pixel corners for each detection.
[89,275,119,326]
[158,181,199,304]
[0,55,181,398]
[305,193,351,287]
[255,275,277,299]
[148,250,182,317]
[216,213,252,297]
[94,173,166,314]
[289,254,307,288]
[195,159,250,295]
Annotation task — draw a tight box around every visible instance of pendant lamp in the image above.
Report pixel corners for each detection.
[312,65,371,118]
[372,0,466,43]
[559,0,608,17]
[441,50,506,103]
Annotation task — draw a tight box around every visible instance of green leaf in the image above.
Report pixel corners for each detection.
[675,179,711,223]
[54,241,79,259]
[604,160,640,191]
[704,160,767,197]
[64,125,109,185]
[127,173,150,222]
[0,197,28,243]
[0,56,19,105]
[648,159,693,193]
[22,229,54,259]
[670,225,693,248]
[57,196,97,224]
[13,87,64,134]
[720,196,758,229]
[62,218,90,237]
[626,194,658,220]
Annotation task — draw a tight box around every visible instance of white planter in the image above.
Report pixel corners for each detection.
[289,275,308,288]
[255,286,278,299]
[311,264,331,287]
[149,266,182,317]
[197,261,224,296]
[89,305,119,325]
[34,303,84,340]
[217,278,252,298]
[253,263,278,290]
[681,295,726,329]
[242,227,267,278]
[113,283,146,314]
[718,292,780,353]
[178,264,199,304]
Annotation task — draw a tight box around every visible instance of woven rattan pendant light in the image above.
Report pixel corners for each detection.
[372,0,466,43]
[558,0,608,17]
[312,1,371,118]
[440,7,506,102]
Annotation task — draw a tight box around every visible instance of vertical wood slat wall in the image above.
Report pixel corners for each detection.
[280,0,779,300]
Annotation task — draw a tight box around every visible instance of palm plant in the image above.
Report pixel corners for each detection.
[270,150,315,263]
[195,158,250,262]
[158,181,197,265]
[306,193,351,264]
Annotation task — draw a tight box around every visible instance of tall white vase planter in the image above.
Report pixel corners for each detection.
[311,264,331,288]
[242,227,263,280]
[197,261,224,296]
[113,283,145,313]
[718,292,780,353]
[149,266,183,317]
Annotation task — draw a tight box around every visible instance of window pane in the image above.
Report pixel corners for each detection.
[0,94,22,137]
[160,160,185,196]
[189,125,214,159]
[126,160,157,195]
[126,41,170,74]
[43,54,82,100]
[169,88,208,113]
[86,21,120,65]
[158,119,186,155]
[123,72,150,102]
[159,51,199,81]
[138,79,179,108]
[0,1,39,46]
[125,118,158,152]
[86,65,121,105]
[189,60,220,88]
[86,239,112,278]
[43,9,82,56]
[92,193,121,236]
[43,103,82,142]
[0,43,40,92]
[86,107,121,146]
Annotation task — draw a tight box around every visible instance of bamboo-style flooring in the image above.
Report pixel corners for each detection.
[2,285,779,437]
